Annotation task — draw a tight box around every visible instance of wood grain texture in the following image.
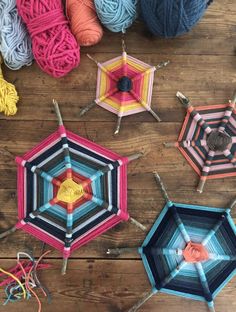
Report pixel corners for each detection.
[0,260,235,312]
[0,1,236,311]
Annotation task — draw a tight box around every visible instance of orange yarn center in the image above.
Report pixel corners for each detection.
[183,242,209,263]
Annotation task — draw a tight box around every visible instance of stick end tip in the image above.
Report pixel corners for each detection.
[153,171,160,178]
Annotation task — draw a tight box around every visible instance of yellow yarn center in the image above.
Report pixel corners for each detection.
[57,179,84,203]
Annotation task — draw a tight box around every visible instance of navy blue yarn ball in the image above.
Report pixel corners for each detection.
[140,0,213,38]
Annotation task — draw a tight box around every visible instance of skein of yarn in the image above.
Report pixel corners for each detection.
[16,0,80,78]
[0,57,19,116]
[140,0,213,38]
[66,0,103,46]
[0,0,33,70]
[94,0,138,33]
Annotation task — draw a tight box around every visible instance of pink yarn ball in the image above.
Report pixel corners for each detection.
[17,0,80,78]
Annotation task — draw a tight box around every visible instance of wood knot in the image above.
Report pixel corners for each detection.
[207,131,232,152]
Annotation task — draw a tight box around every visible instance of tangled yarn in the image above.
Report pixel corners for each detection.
[0,59,18,116]
[66,0,103,47]
[94,0,138,33]
[0,251,51,311]
[16,0,80,78]
[0,0,33,70]
[140,0,214,38]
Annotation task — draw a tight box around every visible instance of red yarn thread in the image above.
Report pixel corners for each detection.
[17,0,80,78]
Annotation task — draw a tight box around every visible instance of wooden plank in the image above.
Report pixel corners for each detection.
[1,54,236,122]
[0,0,235,310]
[0,259,235,312]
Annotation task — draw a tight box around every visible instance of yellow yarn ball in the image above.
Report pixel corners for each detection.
[0,60,19,116]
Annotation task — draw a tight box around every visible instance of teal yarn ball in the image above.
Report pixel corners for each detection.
[140,0,213,38]
[94,0,138,33]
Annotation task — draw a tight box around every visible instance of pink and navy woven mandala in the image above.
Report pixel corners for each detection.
[14,105,131,266]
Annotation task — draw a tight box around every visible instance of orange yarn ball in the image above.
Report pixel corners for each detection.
[66,0,103,47]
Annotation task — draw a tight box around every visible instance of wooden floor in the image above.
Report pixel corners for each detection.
[0,1,236,311]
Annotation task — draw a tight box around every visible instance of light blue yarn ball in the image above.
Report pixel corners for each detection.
[94,0,138,33]
[0,0,33,70]
[140,0,213,38]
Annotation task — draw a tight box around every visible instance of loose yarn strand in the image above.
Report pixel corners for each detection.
[0,0,33,70]
[0,58,19,116]
[17,250,51,312]
[0,267,26,299]
[0,251,51,308]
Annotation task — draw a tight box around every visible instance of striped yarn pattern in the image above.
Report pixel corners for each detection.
[140,201,236,308]
[95,52,156,117]
[176,103,236,181]
[15,125,129,259]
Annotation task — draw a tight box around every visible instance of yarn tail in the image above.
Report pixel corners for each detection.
[0,62,19,116]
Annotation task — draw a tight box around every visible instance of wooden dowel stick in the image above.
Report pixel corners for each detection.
[114,116,122,135]
[106,247,138,256]
[153,172,170,203]
[122,38,126,53]
[53,99,63,126]
[127,152,143,162]
[163,142,176,147]
[87,54,99,65]
[0,226,17,239]
[197,179,206,193]
[176,91,190,108]
[79,102,96,116]
[61,258,68,275]
[208,305,216,312]
[127,290,155,312]
[230,198,236,210]
[0,147,16,160]
[231,90,236,104]
[149,108,161,122]
[129,217,146,231]
[155,60,170,70]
